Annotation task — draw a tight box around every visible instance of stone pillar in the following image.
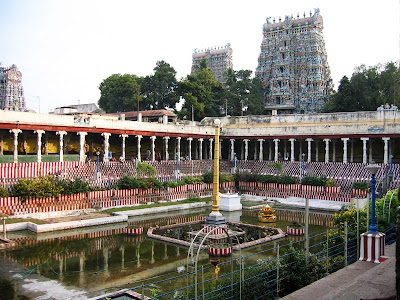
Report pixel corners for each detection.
[341,138,349,163]
[188,138,193,160]
[350,139,354,163]
[268,141,272,161]
[258,139,264,161]
[34,130,45,163]
[315,140,319,162]
[230,139,235,161]
[273,139,279,162]
[10,129,21,163]
[306,138,313,163]
[163,136,169,160]
[289,138,296,162]
[0,134,3,155]
[44,134,48,156]
[382,137,390,164]
[102,133,111,162]
[284,140,287,160]
[136,135,142,161]
[332,140,336,162]
[323,139,330,163]
[244,139,249,161]
[120,134,128,161]
[150,136,156,162]
[209,138,213,160]
[369,139,373,163]
[176,137,181,160]
[254,140,257,161]
[299,140,303,162]
[199,138,203,160]
[77,132,87,162]
[361,138,369,164]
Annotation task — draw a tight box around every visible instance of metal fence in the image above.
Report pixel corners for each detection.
[98,221,379,300]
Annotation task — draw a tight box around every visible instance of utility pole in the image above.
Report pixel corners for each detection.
[136,85,140,120]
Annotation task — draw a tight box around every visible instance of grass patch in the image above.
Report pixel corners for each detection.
[103,197,211,213]
[0,154,79,163]
[4,218,48,225]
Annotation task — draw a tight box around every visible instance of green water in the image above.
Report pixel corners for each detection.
[3,207,333,298]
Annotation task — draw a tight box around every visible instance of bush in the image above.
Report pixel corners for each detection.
[278,175,297,185]
[183,176,204,185]
[325,178,338,187]
[12,176,63,200]
[202,171,214,183]
[136,162,157,178]
[203,171,234,183]
[301,175,327,187]
[117,175,140,190]
[220,174,234,183]
[352,181,368,190]
[0,186,9,197]
[60,178,92,195]
[279,247,325,296]
[163,181,185,188]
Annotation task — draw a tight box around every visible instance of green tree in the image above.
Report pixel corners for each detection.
[142,61,179,110]
[98,73,141,113]
[223,69,265,116]
[178,60,223,120]
[324,62,400,112]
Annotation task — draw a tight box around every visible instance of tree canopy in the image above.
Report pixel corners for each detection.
[223,69,265,116]
[324,62,400,112]
[98,74,141,113]
[178,60,224,121]
[141,60,179,110]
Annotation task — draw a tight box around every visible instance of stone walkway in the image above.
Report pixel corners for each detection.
[282,243,396,300]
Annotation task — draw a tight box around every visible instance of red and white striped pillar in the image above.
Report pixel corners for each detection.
[359,232,385,263]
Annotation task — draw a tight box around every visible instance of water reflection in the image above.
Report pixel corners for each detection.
[3,207,333,296]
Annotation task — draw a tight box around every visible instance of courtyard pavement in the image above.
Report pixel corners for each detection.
[282,242,396,300]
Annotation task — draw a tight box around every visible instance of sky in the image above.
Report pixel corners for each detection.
[0,0,399,113]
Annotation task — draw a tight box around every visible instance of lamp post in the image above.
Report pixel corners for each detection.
[205,119,226,226]
[365,163,380,234]
[360,163,385,263]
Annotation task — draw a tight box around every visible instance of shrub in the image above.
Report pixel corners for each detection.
[325,178,336,187]
[220,174,234,183]
[301,175,327,187]
[163,181,186,188]
[352,181,368,190]
[202,171,213,183]
[183,176,204,185]
[136,162,157,178]
[203,171,234,183]
[278,175,297,184]
[60,178,92,195]
[12,176,63,200]
[0,186,9,197]
[117,175,140,190]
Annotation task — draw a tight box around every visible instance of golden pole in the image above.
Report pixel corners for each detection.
[212,119,220,213]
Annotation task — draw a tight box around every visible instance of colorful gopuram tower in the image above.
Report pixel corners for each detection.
[192,44,233,83]
[255,8,332,114]
[0,64,26,112]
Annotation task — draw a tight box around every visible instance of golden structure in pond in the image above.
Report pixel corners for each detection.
[258,204,277,223]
